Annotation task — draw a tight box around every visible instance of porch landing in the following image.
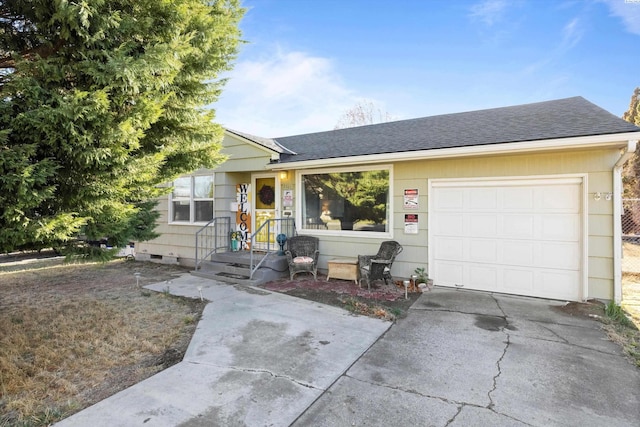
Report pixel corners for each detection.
[193,251,290,286]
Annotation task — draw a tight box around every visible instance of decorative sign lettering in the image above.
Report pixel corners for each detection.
[236,183,251,250]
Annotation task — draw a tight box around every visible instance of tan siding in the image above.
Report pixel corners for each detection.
[136,170,256,264]
[136,132,271,262]
[141,144,621,300]
[215,134,273,172]
[589,214,613,236]
[589,256,613,280]
[588,277,613,300]
[392,148,620,298]
[589,235,613,257]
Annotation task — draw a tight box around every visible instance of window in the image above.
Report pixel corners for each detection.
[170,175,214,223]
[301,167,390,233]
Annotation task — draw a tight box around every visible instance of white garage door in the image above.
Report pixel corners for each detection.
[430,177,584,301]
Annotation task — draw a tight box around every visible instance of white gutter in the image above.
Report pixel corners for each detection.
[613,139,638,303]
[267,132,640,171]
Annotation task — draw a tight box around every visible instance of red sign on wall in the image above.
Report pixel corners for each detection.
[404,188,418,209]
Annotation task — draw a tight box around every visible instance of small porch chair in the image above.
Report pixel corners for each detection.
[285,236,320,280]
[358,240,403,290]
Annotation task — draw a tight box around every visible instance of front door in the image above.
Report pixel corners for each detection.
[253,174,280,250]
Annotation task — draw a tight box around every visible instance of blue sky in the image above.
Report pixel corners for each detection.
[212,0,640,137]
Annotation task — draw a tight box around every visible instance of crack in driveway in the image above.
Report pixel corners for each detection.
[227,365,320,390]
[344,373,468,407]
[345,373,533,427]
[487,295,510,410]
[184,360,322,391]
[444,405,464,426]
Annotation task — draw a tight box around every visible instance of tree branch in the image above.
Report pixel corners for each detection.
[0,39,65,69]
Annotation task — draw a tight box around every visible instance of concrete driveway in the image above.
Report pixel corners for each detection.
[295,288,640,426]
[55,275,392,426]
[56,278,639,426]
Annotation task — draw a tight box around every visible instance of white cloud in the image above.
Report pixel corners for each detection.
[561,17,584,50]
[210,48,360,137]
[520,16,584,76]
[469,0,509,26]
[600,0,640,35]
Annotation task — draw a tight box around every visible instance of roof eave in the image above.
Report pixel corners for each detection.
[266,132,640,171]
[224,129,283,161]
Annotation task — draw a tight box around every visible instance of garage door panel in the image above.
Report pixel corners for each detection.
[539,242,580,270]
[501,241,535,266]
[539,185,580,212]
[434,214,464,236]
[537,270,580,300]
[469,214,498,237]
[434,236,464,261]
[503,215,535,239]
[501,268,535,293]
[434,261,463,285]
[468,264,498,290]
[469,188,498,210]
[503,187,534,210]
[431,178,583,301]
[468,239,498,263]
[540,215,580,241]
[436,189,464,210]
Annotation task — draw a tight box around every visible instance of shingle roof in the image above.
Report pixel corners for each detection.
[273,97,640,164]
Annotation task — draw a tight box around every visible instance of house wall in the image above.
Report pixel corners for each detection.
[312,148,620,300]
[137,142,621,300]
[216,134,275,172]
[135,133,272,266]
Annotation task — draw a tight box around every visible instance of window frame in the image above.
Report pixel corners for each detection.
[168,174,215,225]
[296,164,393,238]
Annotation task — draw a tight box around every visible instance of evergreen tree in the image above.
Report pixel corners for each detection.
[623,87,640,126]
[0,0,244,253]
[622,87,640,199]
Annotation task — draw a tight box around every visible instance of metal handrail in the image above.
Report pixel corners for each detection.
[248,218,296,279]
[194,217,231,270]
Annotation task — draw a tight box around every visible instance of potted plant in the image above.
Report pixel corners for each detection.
[413,267,434,291]
[230,231,240,252]
[414,267,428,285]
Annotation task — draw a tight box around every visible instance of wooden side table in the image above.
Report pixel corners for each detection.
[326,258,359,285]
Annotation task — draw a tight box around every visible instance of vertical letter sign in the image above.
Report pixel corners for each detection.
[236,184,251,250]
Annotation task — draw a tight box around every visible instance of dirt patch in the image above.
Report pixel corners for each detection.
[554,299,606,318]
[554,298,639,367]
[260,275,421,320]
[0,257,205,426]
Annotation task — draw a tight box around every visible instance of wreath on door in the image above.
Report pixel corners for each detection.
[258,184,275,206]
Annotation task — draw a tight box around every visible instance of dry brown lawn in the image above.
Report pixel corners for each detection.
[0,257,205,426]
[2,253,638,426]
[614,273,640,367]
[623,273,640,324]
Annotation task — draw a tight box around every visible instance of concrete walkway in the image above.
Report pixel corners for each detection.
[55,274,391,426]
[295,289,640,426]
[56,278,640,426]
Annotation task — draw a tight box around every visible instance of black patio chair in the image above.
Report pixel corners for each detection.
[285,236,320,280]
[358,240,403,290]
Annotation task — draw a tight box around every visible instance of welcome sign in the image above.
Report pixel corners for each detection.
[236,183,251,250]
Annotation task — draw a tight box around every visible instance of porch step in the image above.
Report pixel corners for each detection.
[192,251,290,286]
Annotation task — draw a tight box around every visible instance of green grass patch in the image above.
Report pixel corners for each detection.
[605,301,636,329]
